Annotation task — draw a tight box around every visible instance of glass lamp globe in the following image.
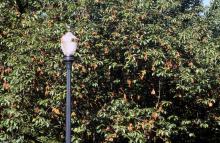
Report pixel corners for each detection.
[61,32,78,56]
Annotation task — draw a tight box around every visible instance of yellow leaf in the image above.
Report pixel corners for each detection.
[34,107,40,113]
[151,112,158,120]
[3,80,10,90]
[151,66,155,71]
[151,89,156,95]
[127,123,133,131]
[127,79,132,87]
[71,112,76,117]
[52,107,61,115]
[104,47,109,54]
[208,102,213,107]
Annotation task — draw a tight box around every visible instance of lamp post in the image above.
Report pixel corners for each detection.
[61,32,78,143]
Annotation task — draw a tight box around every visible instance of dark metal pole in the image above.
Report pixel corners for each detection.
[64,55,74,143]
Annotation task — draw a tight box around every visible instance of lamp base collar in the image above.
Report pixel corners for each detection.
[63,55,74,62]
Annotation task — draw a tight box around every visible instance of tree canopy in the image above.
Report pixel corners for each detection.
[0,0,220,142]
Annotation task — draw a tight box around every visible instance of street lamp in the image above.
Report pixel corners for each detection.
[61,32,78,143]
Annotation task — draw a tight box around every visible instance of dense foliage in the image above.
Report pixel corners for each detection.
[0,0,220,142]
